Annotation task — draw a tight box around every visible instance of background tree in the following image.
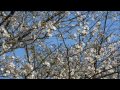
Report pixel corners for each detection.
[0,11,120,79]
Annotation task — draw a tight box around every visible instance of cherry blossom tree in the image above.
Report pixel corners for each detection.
[0,11,120,79]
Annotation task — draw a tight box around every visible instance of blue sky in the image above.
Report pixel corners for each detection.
[4,48,26,58]
[2,11,120,61]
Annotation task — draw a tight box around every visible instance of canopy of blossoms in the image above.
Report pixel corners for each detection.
[0,11,120,79]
